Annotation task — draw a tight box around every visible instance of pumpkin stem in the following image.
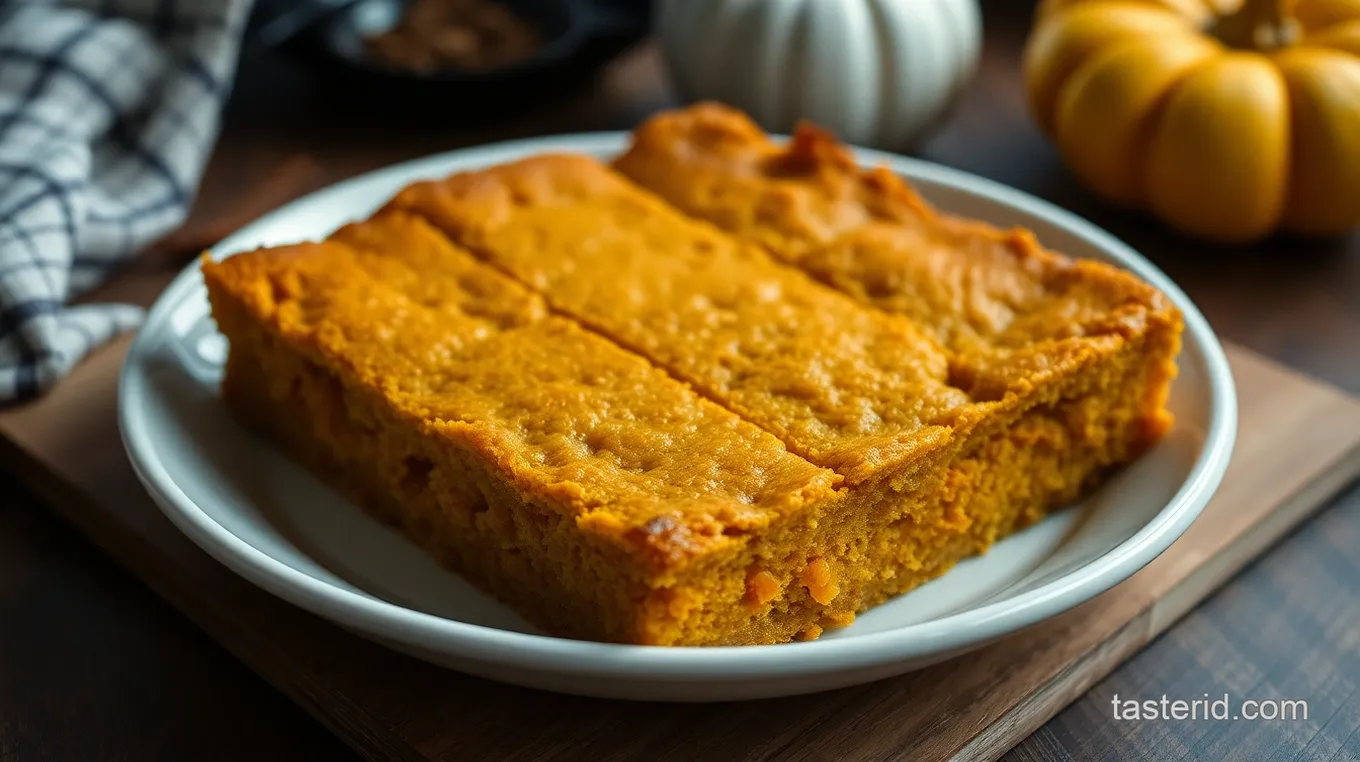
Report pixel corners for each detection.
[1211,0,1302,50]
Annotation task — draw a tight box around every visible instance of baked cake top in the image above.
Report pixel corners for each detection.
[613,102,1181,356]
[203,103,1185,567]
[385,155,975,485]
[202,212,841,569]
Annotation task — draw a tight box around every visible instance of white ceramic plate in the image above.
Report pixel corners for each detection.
[118,134,1237,702]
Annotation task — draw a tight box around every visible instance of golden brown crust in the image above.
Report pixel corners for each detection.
[201,213,839,572]
[610,101,938,261]
[613,101,1183,444]
[386,154,969,485]
[203,103,1185,645]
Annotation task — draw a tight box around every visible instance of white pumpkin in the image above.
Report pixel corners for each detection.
[654,0,983,150]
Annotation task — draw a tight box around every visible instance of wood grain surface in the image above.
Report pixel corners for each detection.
[2,325,1358,762]
[3,1,1360,760]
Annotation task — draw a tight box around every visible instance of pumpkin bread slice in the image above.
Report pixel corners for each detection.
[613,101,1182,449]
[203,212,876,646]
[381,152,1173,639]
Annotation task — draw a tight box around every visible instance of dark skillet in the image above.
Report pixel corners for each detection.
[244,0,652,117]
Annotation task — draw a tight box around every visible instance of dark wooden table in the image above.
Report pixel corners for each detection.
[3,2,1358,759]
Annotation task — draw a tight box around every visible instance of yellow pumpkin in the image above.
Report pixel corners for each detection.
[1023,0,1360,243]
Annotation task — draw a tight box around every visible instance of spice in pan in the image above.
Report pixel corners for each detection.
[364,0,541,72]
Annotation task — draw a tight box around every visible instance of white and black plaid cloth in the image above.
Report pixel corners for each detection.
[0,0,252,402]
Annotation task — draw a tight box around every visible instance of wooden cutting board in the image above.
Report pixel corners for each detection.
[2,269,1359,761]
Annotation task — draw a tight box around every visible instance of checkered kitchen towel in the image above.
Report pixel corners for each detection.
[0,0,253,402]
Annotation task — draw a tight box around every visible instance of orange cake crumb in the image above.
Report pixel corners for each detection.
[800,558,839,606]
[746,570,780,608]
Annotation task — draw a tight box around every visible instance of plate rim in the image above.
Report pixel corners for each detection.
[118,131,1238,681]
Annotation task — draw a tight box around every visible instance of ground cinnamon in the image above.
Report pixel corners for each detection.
[364,0,541,72]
